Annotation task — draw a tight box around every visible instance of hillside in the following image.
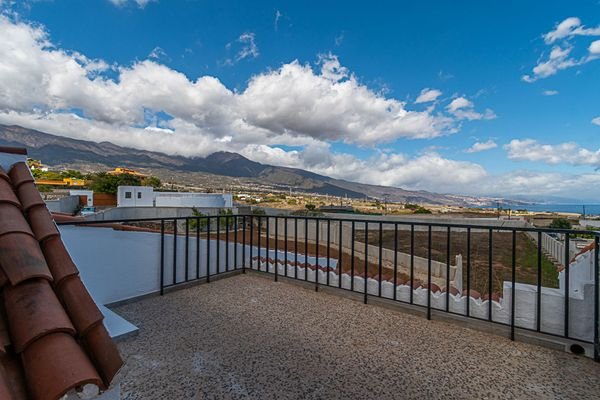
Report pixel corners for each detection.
[0,124,493,205]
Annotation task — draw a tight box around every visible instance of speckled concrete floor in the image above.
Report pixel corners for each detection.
[113,274,600,400]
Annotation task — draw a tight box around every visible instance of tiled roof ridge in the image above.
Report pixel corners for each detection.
[0,162,123,400]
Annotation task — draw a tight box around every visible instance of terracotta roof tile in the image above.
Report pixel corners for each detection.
[58,276,103,336]
[0,353,28,400]
[0,302,10,354]
[7,162,34,189]
[83,323,124,386]
[0,166,9,182]
[22,332,104,400]
[0,178,20,208]
[4,279,76,353]
[16,182,45,211]
[27,205,60,242]
[0,155,123,396]
[39,236,79,286]
[0,204,33,237]
[0,233,53,285]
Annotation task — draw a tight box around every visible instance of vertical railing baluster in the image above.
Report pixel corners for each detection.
[315,218,319,291]
[234,216,238,270]
[196,217,200,279]
[351,221,355,291]
[249,215,253,271]
[427,226,432,320]
[225,213,229,272]
[327,219,331,288]
[338,220,343,289]
[466,227,471,317]
[488,228,493,321]
[216,215,221,275]
[594,234,599,362]
[511,230,516,341]
[160,220,165,295]
[304,218,308,282]
[242,216,247,273]
[410,224,414,305]
[258,216,262,272]
[206,218,211,282]
[294,218,298,280]
[284,217,288,278]
[536,231,542,332]
[364,222,368,304]
[378,222,383,297]
[185,219,189,282]
[564,233,570,338]
[266,216,270,274]
[275,216,279,282]
[393,223,398,301]
[446,226,451,312]
[173,219,177,286]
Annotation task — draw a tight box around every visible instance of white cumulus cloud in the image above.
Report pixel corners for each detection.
[415,88,442,103]
[505,139,600,168]
[446,97,496,121]
[523,17,600,82]
[465,140,497,153]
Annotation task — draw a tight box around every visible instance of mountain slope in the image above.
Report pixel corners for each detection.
[0,124,486,205]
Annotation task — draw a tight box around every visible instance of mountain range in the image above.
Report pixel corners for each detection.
[0,124,506,206]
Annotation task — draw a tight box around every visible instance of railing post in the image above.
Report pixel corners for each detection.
[242,216,247,274]
[446,226,450,312]
[327,219,331,288]
[160,220,165,295]
[275,216,279,282]
[284,216,288,278]
[488,228,493,321]
[315,218,319,292]
[427,225,432,320]
[466,227,471,317]
[594,235,599,362]
[564,233,570,338]
[196,217,200,279]
[364,222,368,304]
[206,217,211,283]
[378,222,383,297]
[393,223,398,301]
[172,219,177,286]
[511,230,516,341]
[536,231,542,332]
[410,224,414,305]
[185,218,189,282]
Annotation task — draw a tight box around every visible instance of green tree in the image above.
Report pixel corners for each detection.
[90,173,141,195]
[413,207,432,214]
[305,204,316,211]
[142,176,162,189]
[549,218,572,230]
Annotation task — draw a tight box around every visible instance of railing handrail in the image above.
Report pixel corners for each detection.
[55,213,600,237]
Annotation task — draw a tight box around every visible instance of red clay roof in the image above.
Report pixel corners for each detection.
[0,161,123,399]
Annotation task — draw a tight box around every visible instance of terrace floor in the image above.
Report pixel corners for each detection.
[113,274,600,400]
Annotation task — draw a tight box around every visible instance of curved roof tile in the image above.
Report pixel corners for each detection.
[7,163,34,189]
[0,204,33,238]
[21,332,103,400]
[0,353,28,400]
[39,236,79,286]
[4,279,76,353]
[58,276,103,336]
[83,323,124,386]
[0,178,20,208]
[27,205,60,242]
[0,233,53,285]
[0,166,9,182]
[16,182,45,211]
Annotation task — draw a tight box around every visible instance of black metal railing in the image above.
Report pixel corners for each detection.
[57,214,600,361]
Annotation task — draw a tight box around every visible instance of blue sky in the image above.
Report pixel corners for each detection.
[0,0,599,200]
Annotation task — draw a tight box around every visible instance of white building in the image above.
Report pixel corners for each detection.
[117,186,233,208]
[69,189,95,207]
